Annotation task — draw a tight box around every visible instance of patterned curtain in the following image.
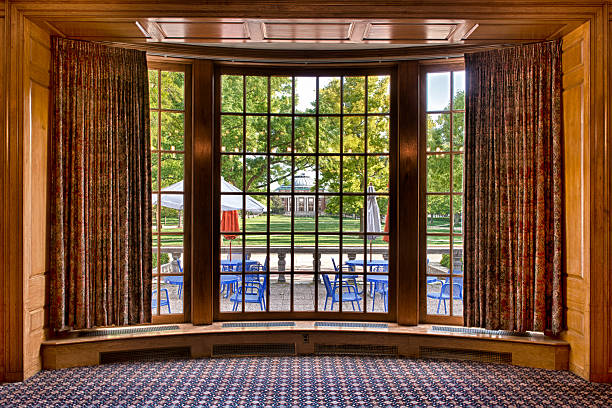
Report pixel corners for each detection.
[50,38,152,330]
[463,41,563,334]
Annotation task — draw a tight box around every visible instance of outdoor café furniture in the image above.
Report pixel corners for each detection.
[344,259,389,272]
[427,277,463,314]
[152,288,171,314]
[322,274,362,311]
[163,259,184,299]
[220,275,240,298]
[230,274,268,311]
[221,259,258,272]
[368,275,388,312]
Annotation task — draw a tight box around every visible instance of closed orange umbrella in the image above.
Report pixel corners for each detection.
[221,210,240,260]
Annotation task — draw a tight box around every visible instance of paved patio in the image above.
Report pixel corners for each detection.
[156,278,462,317]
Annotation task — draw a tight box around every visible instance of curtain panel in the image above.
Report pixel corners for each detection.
[464,41,563,334]
[50,38,152,330]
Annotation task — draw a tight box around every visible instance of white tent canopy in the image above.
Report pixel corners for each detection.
[152,178,267,213]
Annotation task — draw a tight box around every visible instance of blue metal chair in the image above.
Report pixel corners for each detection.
[230,274,267,311]
[371,279,388,312]
[152,288,171,314]
[246,257,267,284]
[163,258,184,299]
[427,277,463,314]
[321,274,362,311]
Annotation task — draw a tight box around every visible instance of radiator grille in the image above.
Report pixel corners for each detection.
[212,343,296,357]
[314,322,389,329]
[420,346,512,364]
[100,347,190,364]
[222,322,296,328]
[315,344,398,356]
[79,325,180,337]
[431,326,536,337]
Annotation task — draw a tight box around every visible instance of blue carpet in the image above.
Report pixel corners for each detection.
[0,356,610,407]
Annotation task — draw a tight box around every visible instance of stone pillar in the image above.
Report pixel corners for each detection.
[277,251,286,283]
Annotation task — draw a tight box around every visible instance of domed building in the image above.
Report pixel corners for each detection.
[275,172,326,216]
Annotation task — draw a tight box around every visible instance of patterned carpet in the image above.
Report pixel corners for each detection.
[0,356,610,407]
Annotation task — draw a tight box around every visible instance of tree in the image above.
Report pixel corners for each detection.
[426,90,464,225]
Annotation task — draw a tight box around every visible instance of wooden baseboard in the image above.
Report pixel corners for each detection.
[41,322,570,372]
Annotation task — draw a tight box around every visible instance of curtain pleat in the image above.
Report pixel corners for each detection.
[464,41,563,334]
[50,38,152,331]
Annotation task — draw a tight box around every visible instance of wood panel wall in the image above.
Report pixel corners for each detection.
[561,22,591,380]
[22,19,51,380]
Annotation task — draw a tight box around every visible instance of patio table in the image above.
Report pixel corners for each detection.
[221,259,259,271]
[345,259,388,272]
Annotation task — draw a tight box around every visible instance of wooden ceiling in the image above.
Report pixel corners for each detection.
[40,18,580,49]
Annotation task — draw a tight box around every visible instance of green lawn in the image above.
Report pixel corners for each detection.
[154,214,463,247]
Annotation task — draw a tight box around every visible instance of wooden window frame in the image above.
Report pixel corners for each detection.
[149,59,193,324]
[418,61,465,325]
[211,65,398,322]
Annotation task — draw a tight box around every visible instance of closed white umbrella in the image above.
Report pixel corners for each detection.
[366,185,382,261]
[152,178,267,213]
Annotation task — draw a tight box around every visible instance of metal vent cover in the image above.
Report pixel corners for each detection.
[431,326,535,337]
[78,325,180,337]
[314,322,389,329]
[222,322,296,328]
[212,343,296,357]
[100,347,190,364]
[315,344,398,356]
[420,346,512,364]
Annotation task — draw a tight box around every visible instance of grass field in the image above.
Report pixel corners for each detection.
[154,215,463,247]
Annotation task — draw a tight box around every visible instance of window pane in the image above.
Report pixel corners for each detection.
[270,199,291,233]
[367,116,389,153]
[427,114,451,152]
[368,75,390,113]
[318,156,340,193]
[148,70,159,109]
[319,77,341,114]
[294,236,315,272]
[151,111,159,149]
[319,199,340,232]
[452,113,465,151]
[246,116,267,153]
[453,154,463,192]
[160,112,184,151]
[221,155,243,190]
[161,71,185,110]
[343,76,365,114]
[426,236,450,276]
[151,153,159,191]
[427,154,451,193]
[271,76,292,114]
[270,116,291,153]
[343,235,365,272]
[452,246,463,275]
[367,155,389,192]
[245,205,267,233]
[294,274,315,311]
[343,116,365,153]
[294,116,316,153]
[160,153,184,189]
[295,156,316,190]
[342,156,365,193]
[246,76,268,113]
[426,282,450,315]
[221,75,243,112]
[221,115,243,153]
[453,195,463,234]
[271,155,292,195]
[453,71,465,110]
[342,196,363,232]
[245,156,267,193]
[295,76,316,114]
[427,195,450,234]
[319,116,341,153]
[426,72,450,112]
[159,202,184,233]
